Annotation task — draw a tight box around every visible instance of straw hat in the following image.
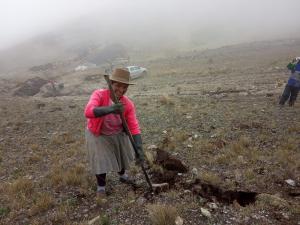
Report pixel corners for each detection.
[109,68,135,85]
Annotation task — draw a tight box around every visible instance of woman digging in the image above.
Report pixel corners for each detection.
[84,68,144,201]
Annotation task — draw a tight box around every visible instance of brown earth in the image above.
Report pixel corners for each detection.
[0,39,300,225]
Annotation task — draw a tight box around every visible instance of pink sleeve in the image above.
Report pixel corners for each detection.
[84,90,102,118]
[125,100,141,135]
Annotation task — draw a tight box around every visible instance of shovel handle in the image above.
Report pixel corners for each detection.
[104,75,153,192]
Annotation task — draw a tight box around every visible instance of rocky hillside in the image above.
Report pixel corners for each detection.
[0,39,300,225]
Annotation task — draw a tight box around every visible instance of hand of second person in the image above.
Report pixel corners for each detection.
[111,102,123,114]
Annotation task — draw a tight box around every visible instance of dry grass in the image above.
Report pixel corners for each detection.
[145,150,155,167]
[27,153,43,164]
[29,143,40,151]
[1,40,300,225]
[173,130,189,143]
[1,178,35,211]
[49,203,72,224]
[243,168,257,186]
[0,206,10,218]
[159,94,175,105]
[8,177,34,197]
[64,164,86,186]
[51,132,76,145]
[47,163,88,188]
[193,139,216,155]
[99,213,111,225]
[199,171,222,186]
[160,135,176,151]
[273,146,300,178]
[151,164,165,175]
[147,204,178,225]
[213,135,260,166]
[29,192,54,216]
[256,194,289,210]
[287,124,300,133]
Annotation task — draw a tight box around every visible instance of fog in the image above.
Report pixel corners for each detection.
[1,0,300,51]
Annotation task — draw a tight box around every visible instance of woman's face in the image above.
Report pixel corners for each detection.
[111,81,129,99]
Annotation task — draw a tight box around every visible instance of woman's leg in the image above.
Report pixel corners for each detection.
[118,168,125,176]
[95,173,106,192]
[118,168,129,180]
[289,86,299,106]
[279,84,291,105]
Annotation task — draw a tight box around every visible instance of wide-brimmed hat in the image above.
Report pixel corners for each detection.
[109,68,135,85]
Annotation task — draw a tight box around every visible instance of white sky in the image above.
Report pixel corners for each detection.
[1,0,300,50]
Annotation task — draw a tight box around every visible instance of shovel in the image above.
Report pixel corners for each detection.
[103,75,154,192]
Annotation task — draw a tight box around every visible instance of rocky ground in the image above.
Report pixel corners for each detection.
[0,39,300,225]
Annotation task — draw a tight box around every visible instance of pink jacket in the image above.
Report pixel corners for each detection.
[84,89,140,136]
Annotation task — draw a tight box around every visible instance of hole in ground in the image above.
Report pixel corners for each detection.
[192,179,258,207]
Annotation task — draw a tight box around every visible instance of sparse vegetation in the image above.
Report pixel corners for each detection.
[159,94,175,105]
[147,204,178,225]
[199,171,222,186]
[29,192,54,216]
[99,213,111,225]
[8,178,34,197]
[0,206,10,218]
[47,163,88,188]
[0,39,300,224]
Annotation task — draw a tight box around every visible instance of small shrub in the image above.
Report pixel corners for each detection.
[49,203,71,224]
[8,178,34,196]
[0,206,10,217]
[196,140,215,153]
[47,164,87,187]
[99,214,111,225]
[48,167,64,187]
[231,136,251,154]
[256,193,289,210]
[160,136,176,151]
[62,132,76,144]
[244,168,256,184]
[214,154,231,165]
[29,143,39,151]
[199,171,222,186]
[151,164,164,175]
[288,125,300,133]
[239,136,251,148]
[30,193,54,216]
[159,94,174,105]
[27,153,42,164]
[147,203,178,225]
[145,150,155,167]
[64,164,87,187]
[174,130,189,142]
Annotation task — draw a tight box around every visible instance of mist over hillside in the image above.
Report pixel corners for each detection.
[1,0,300,73]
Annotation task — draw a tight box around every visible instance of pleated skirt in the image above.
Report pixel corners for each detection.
[85,129,135,174]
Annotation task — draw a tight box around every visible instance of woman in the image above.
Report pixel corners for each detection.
[84,68,144,199]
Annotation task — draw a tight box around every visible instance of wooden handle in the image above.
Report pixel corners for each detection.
[104,75,153,191]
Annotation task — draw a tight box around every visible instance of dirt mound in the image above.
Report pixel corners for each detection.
[13,77,48,96]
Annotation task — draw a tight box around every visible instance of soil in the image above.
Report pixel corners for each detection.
[0,39,300,225]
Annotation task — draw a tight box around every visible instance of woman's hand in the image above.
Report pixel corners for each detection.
[93,103,124,117]
[111,102,124,114]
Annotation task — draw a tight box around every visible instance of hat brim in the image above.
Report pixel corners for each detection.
[109,77,136,85]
